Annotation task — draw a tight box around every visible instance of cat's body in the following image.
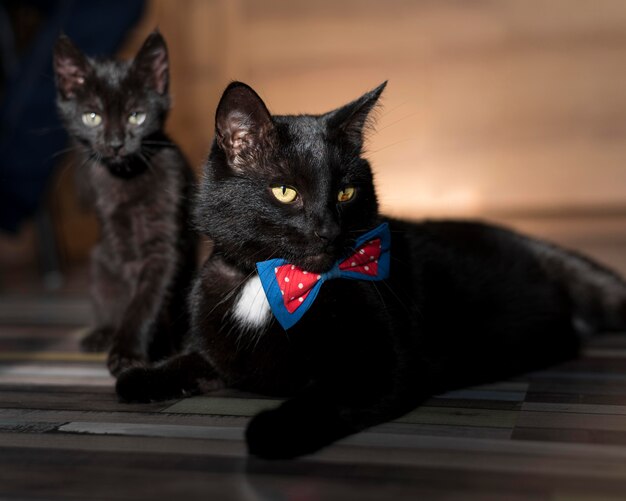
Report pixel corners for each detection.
[54,32,197,375]
[117,82,626,458]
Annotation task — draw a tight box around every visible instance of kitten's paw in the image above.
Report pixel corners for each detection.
[80,326,114,352]
[107,347,145,377]
[245,403,353,459]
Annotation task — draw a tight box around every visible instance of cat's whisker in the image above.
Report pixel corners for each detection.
[50,145,93,192]
[140,148,159,158]
[137,152,156,174]
[390,255,414,268]
[375,100,412,120]
[380,279,418,316]
[50,150,99,202]
[370,282,389,314]
[212,250,279,349]
[375,110,421,133]
[368,137,415,155]
[203,268,259,324]
[220,250,277,303]
[51,163,74,194]
[49,144,86,160]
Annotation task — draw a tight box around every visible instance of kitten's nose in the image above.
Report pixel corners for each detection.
[109,140,123,155]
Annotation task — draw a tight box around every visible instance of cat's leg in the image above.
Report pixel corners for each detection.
[115,351,221,402]
[245,383,419,459]
[107,253,177,376]
[245,385,354,459]
[244,283,421,459]
[80,326,115,352]
[81,245,129,352]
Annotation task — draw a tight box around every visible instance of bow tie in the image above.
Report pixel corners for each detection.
[256,223,391,330]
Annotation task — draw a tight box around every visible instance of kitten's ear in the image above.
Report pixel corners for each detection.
[132,30,169,95]
[53,35,90,99]
[324,81,387,149]
[215,82,274,171]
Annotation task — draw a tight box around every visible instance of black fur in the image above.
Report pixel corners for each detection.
[53,32,197,376]
[116,81,626,458]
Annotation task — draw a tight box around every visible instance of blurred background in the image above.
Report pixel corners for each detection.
[1,0,626,289]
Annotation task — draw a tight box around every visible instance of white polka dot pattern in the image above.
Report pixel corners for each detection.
[272,237,383,314]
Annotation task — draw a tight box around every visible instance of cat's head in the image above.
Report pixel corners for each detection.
[53,31,170,177]
[197,81,386,273]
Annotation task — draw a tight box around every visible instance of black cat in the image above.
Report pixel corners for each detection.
[116,81,626,458]
[53,31,197,376]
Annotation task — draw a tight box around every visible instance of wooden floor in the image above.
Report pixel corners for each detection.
[1,218,626,500]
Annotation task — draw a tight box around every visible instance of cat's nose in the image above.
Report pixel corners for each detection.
[314,221,340,243]
[109,140,123,155]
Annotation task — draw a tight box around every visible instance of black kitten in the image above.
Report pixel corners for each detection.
[53,32,197,376]
[117,81,626,458]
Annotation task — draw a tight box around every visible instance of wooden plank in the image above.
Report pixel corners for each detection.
[395,407,518,428]
[0,432,246,457]
[512,427,626,446]
[163,396,519,428]
[162,396,281,416]
[59,421,244,441]
[423,398,522,411]
[434,388,527,402]
[0,389,166,412]
[526,393,626,406]
[515,410,626,432]
[521,402,626,416]
[0,363,113,387]
[0,352,106,362]
[0,408,247,427]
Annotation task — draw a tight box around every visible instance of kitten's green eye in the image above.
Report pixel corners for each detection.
[271,185,298,204]
[128,112,146,126]
[338,186,356,203]
[82,112,102,127]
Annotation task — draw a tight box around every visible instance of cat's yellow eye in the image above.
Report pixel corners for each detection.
[128,112,146,126]
[338,186,356,203]
[271,185,298,204]
[82,112,102,127]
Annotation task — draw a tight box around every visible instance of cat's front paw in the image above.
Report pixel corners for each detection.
[116,362,208,403]
[246,401,353,460]
[246,408,300,459]
[116,366,154,403]
[107,345,145,377]
[80,326,114,352]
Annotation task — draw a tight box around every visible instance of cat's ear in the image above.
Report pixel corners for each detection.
[215,82,274,171]
[53,35,90,99]
[324,81,387,149]
[132,30,169,95]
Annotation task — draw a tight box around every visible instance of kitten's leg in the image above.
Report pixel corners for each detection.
[80,326,115,352]
[82,245,129,352]
[116,351,221,403]
[107,253,176,376]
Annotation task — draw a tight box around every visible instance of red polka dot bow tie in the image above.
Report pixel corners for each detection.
[256,223,391,329]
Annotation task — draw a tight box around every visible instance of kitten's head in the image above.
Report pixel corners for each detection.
[197,81,386,273]
[53,31,170,177]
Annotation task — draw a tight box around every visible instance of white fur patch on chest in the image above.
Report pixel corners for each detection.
[231,275,272,331]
